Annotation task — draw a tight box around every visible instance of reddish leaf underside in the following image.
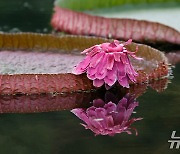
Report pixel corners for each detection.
[0,33,169,95]
[51,7,180,45]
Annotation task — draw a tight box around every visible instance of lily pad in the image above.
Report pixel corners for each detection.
[51,7,180,45]
[55,0,179,11]
[0,33,169,95]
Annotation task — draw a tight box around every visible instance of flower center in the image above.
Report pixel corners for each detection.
[101,43,124,53]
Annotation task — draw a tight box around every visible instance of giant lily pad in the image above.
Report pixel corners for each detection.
[55,0,179,11]
[0,33,169,95]
[55,0,180,31]
[51,7,180,45]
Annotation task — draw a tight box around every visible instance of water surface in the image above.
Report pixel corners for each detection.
[0,1,179,154]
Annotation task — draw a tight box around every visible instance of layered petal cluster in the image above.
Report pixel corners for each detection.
[71,95,142,136]
[72,39,141,88]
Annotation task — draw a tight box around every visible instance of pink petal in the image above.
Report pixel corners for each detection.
[87,107,97,117]
[72,56,91,74]
[87,67,98,76]
[87,72,96,80]
[126,63,137,76]
[101,43,110,50]
[95,68,107,80]
[128,102,139,110]
[123,39,132,46]
[113,52,121,62]
[118,98,128,110]
[104,102,116,114]
[107,53,114,70]
[127,74,136,83]
[81,47,93,54]
[95,108,107,117]
[120,53,128,64]
[93,99,105,107]
[118,75,129,88]
[109,40,118,47]
[93,79,104,87]
[87,53,105,77]
[81,45,97,54]
[126,57,138,81]
[89,52,105,68]
[117,61,126,80]
[95,54,108,79]
[87,46,101,57]
[105,84,111,90]
[112,108,126,125]
[88,117,104,130]
[71,108,90,125]
[113,40,120,46]
[126,66,136,82]
[106,115,115,127]
[106,65,117,81]
[104,76,116,86]
[124,109,134,122]
[95,108,107,124]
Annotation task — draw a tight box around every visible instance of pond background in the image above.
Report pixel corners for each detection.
[0,0,180,154]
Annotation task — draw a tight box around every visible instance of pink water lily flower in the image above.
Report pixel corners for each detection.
[72,39,141,88]
[71,95,142,136]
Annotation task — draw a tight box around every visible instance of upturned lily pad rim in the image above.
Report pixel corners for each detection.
[51,6,180,45]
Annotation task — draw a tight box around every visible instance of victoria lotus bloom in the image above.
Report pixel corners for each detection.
[72,39,142,89]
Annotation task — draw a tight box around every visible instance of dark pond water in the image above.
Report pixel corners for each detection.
[0,0,180,154]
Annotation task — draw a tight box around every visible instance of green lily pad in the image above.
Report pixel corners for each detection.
[55,0,180,11]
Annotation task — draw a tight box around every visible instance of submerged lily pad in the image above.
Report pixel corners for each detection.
[0,33,169,95]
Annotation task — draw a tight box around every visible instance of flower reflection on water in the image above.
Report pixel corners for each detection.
[71,77,170,136]
[71,93,142,136]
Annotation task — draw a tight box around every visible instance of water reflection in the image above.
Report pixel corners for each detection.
[71,77,170,136]
[0,78,169,114]
[70,77,171,136]
[0,77,172,139]
[71,93,142,136]
[0,92,96,113]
